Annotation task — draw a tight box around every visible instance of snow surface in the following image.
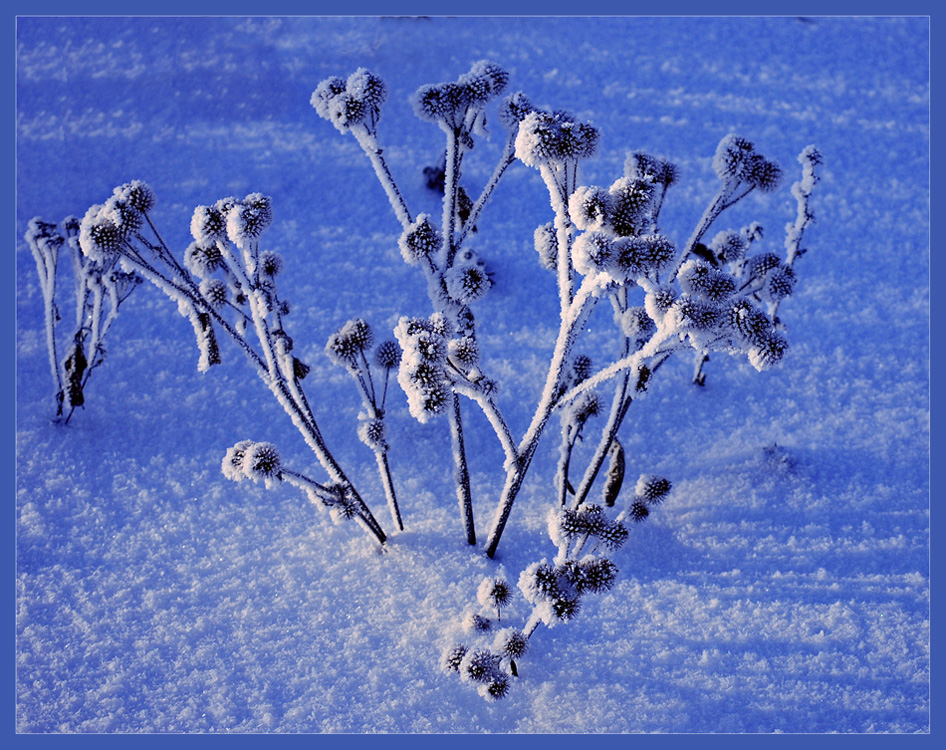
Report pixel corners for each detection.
[15,15,929,733]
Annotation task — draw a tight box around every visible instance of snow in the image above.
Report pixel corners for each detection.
[15,14,928,733]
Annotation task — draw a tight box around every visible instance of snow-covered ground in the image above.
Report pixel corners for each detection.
[15,15,929,732]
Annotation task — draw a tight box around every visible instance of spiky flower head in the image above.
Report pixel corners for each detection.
[184,241,225,279]
[227,193,273,246]
[241,442,281,487]
[710,229,748,264]
[326,318,374,367]
[748,330,789,371]
[78,204,123,263]
[713,134,781,191]
[636,474,672,505]
[441,644,468,674]
[498,90,534,130]
[458,649,503,684]
[744,252,782,283]
[460,60,509,105]
[462,611,493,633]
[666,295,721,333]
[572,230,614,277]
[374,339,402,370]
[577,556,619,593]
[113,180,155,214]
[678,260,737,303]
[398,214,442,266]
[101,193,143,238]
[445,262,491,305]
[619,306,657,344]
[477,576,512,612]
[629,500,649,523]
[190,204,229,245]
[25,218,65,255]
[569,185,611,232]
[727,299,773,348]
[481,673,510,701]
[259,250,284,278]
[608,177,656,238]
[625,151,678,188]
[312,68,386,134]
[644,285,677,326]
[534,222,558,271]
[221,439,254,482]
[358,416,387,452]
[763,264,796,302]
[199,278,229,309]
[449,335,480,368]
[515,110,599,168]
[493,628,529,659]
[394,315,451,423]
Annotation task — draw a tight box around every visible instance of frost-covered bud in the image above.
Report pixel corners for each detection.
[598,519,629,550]
[441,644,468,674]
[619,306,656,344]
[763,264,796,301]
[569,185,611,231]
[727,299,773,347]
[745,252,782,282]
[191,204,229,245]
[374,339,401,370]
[324,483,361,524]
[636,474,671,505]
[242,442,281,486]
[477,576,512,614]
[462,611,493,633]
[572,231,614,277]
[326,318,374,367]
[634,234,676,278]
[445,263,491,305]
[460,60,509,105]
[534,222,558,271]
[398,214,442,266]
[259,251,284,278]
[493,628,529,659]
[578,556,618,593]
[515,110,598,168]
[566,391,600,426]
[458,649,502,684]
[449,335,479,368]
[644,285,677,326]
[744,153,782,192]
[78,205,123,262]
[199,278,229,309]
[346,67,387,109]
[713,134,756,181]
[678,260,737,303]
[748,330,789,371]
[412,82,469,126]
[114,180,155,214]
[666,295,720,333]
[184,241,225,279]
[358,416,387,451]
[710,229,748,264]
[518,560,558,604]
[101,194,143,238]
[227,193,273,246]
[481,673,510,701]
[610,237,646,282]
[428,312,453,339]
[310,76,347,120]
[498,91,534,130]
[625,151,677,187]
[629,500,649,522]
[608,177,656,237]
[221,439,254,482]
[571,354,593,383]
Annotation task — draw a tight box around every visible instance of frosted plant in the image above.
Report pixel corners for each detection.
[64,181,387,545]
[325,318,404,530]
[25,215,141,423]
[445,473,670,699]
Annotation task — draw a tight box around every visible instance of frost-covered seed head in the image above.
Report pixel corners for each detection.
[462,611,493,633]
[374,339,401,370]
[358,417,387,451]
[619,306,657,343]
[744,153,782,192]
[745,252,782,282]
[493,628,528,659]
[191,204,229,245]
[625,151,677,187]
[460,60,509,105]
[199,278,229,308]
[713,134,756,181]
[449,335,479,368]
[569,185,611,232]
[668,295,720,332]
[749,330,789,371]
[446,263,491,305]
[26,218,65,253]
[678,260,737,303]
[259,251,284,278]
[412,82,469,126]
[458,649,502,684]
[515,110,599,168]
[78,206,123,262]
[598,520,629,550]
[571,354,593,383]
[727,299,772,347]
[572,231,614,277]
[711,229,748,264]
[636,474,671,504]
[310,76,347,119]
[498,91,534,130]
[630,501,649,523]
[221,440,254,482]
[441,644,468,674]
[227,193,273,246]
[644,286,677,325]
[477,577,512,611]
[242,442,281,484]
[346,67,387,109]
[482,674,510,701]
[326,318,374,366]
[764,265,796,301]
[398,214,442,266]
[101,195,143,238]
[184,241,225,279]
[608,177,656,238]
[114,180,155,214]
[634,235,676,277]
[578,557,618,593]
[534,222,558,271]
